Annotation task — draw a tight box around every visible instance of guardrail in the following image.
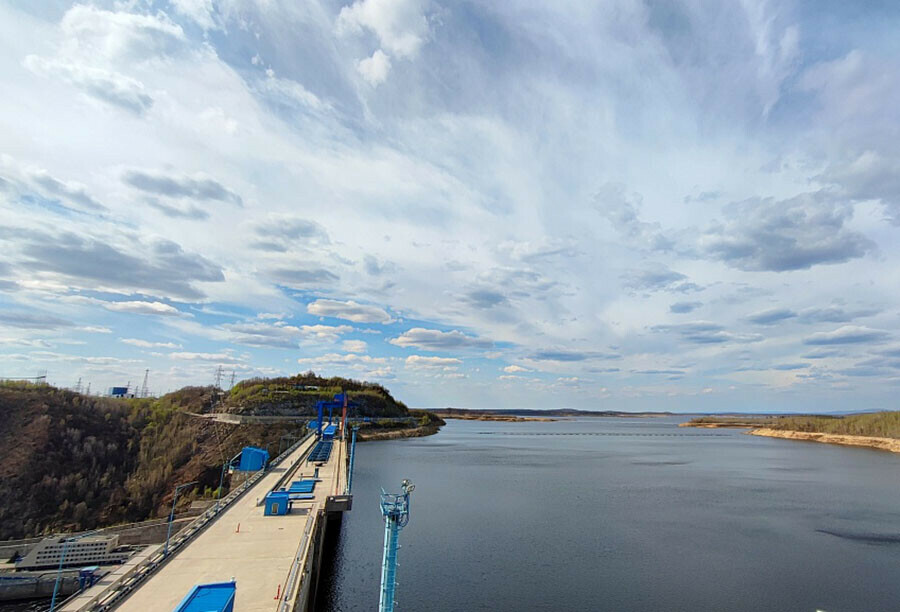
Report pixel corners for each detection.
[268,436,317,497]
[61,432,314,612]
[277,507,319,612]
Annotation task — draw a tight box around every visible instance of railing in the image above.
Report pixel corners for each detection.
[277,507,319,612]
[268,434,317,495]
[61,433,314,612]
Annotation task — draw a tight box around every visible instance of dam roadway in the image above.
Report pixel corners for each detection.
[63,431,350,612]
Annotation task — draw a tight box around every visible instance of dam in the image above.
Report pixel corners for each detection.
[57,400,355,612]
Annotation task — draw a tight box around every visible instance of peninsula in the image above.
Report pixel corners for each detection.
[681,412,900,454]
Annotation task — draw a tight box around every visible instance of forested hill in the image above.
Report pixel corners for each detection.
[0,373,410,541]
[222,372,408,417]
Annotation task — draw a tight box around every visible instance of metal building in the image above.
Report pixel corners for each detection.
[237,447,269,472]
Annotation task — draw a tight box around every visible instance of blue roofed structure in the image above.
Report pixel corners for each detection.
[237,446,269,472]
[264,490,290,516]
[173,580,236,612]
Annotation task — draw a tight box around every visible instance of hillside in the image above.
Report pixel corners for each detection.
[0,373,423,541]
[221,372,408,417]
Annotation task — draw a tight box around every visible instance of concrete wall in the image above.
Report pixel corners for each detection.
[0,574,80,601]
[299,511,343,612]
[0,513,201,561]
[0,538,42,563]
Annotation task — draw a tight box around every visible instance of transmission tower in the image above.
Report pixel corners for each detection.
[214,365,223,389]
[74,377,82,394]
[379,479,415,612]
[229,369,235,389]
[140,369,149,398]
[85,382,91,396]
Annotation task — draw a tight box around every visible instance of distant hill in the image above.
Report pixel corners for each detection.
[222,372,408,417]
[433,408,673,417]
[0,373,414,541]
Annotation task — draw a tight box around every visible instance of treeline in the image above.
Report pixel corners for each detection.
[686,412,900,439]
[767,412,900,439]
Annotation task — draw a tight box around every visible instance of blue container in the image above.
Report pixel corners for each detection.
[238,447,269,471]
[264,490,290,516]
[173,581,236,612]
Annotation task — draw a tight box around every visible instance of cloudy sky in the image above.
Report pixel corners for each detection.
[1,0,898,411]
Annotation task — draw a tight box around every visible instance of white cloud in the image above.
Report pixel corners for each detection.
[169,351,242,363]
[300,324,354,341]
[59,5,186,62]
[357,49,391,86]
[389,328,492,351]
[296,353,389,378]
[104,301,181,316]
[307,299,392,324]
[121,338,181,349]
[342,339,368,352]
[405,355,461,369]
[337,0,429,59]
[502,365,530,373]
[24,56,153,115]
[170,0,217,31]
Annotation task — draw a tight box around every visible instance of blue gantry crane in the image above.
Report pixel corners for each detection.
[314,392,359,438]
[379,479,414,612]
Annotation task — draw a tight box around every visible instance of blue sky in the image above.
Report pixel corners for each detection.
[1,0,899,411]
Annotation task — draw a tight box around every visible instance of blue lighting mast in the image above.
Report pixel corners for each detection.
[379,479,414,612]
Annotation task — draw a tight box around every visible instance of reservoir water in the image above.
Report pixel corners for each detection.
[320,417,900,612]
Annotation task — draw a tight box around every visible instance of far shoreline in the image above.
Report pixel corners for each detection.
[680,417,900,454]
[747,428,900,454]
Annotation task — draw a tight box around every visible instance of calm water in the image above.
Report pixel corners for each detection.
[320,417,900,612]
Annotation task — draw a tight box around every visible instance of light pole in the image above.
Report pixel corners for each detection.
[379,480,414,612]
[164,481,197,557]
[49,530,98,612]
[346,426,358,494]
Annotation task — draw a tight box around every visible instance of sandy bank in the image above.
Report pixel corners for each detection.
[678,422,761,429]
[748,428,900,454]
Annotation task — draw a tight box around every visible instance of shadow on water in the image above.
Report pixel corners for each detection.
[315,516,344,612]
[816,528,900,545]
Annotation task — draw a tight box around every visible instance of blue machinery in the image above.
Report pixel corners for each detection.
[174,580,236,612]
[379,479,414,612]
[315,393,346,438]
[315,391,361,438]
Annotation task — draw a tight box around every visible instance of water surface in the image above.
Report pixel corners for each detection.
[321,417,900,612]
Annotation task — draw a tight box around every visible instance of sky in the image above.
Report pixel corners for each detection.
[0,0,899,412]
